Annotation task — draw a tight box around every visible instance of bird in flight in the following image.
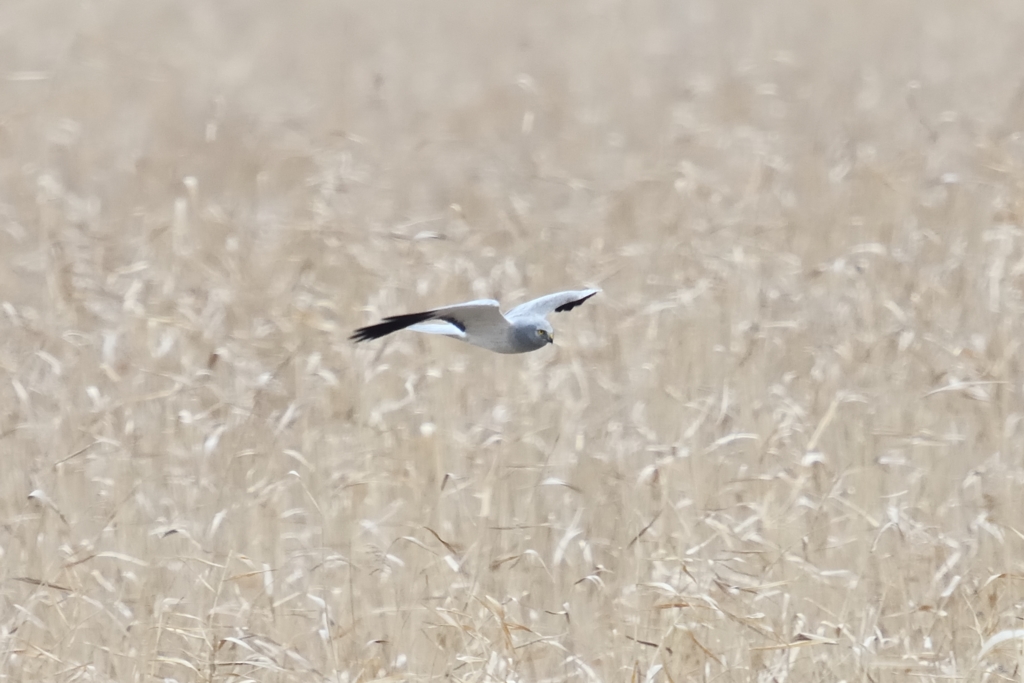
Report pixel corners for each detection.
[351,288,599,354]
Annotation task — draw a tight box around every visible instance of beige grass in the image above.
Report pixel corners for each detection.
[4,0,1024,680]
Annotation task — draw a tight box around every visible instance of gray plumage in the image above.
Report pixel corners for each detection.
[351,288,599,354]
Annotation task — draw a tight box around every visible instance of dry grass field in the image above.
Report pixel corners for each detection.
[4,0,1024,680]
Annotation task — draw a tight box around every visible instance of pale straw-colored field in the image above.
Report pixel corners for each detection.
[4,1,1024,681]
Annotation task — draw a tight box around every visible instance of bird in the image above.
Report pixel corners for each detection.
[351,288,599,354]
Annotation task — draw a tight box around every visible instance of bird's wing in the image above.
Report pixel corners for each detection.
[407,321,467,338]
[506,288,600,319]
[351,299,506,342]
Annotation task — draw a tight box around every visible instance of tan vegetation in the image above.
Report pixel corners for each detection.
[4,0,1024,680]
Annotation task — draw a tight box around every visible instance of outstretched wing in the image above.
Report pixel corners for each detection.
[351,299,508,342]
[506,288,600,319]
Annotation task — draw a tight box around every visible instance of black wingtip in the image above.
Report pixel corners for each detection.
[350,311,437,342]
[554,290,598,313]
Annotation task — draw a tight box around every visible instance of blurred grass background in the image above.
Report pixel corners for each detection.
[3,0,1024,680]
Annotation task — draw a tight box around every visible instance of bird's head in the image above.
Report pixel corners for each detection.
[532,320,555,346]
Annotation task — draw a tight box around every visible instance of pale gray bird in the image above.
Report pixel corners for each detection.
[351,288,599,354]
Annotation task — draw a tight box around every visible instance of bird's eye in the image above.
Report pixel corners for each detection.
[536,329,545,338]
